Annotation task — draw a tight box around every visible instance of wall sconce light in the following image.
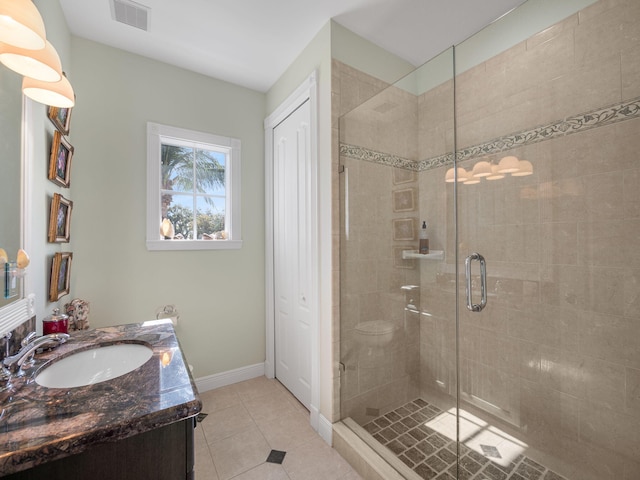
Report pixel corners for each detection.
[497,155,521,173]
[445,167,470,183]
[445,156,533,185]
[160,218,175,239]
[1,248,30,299]
[22,72,75,108]
[0,40,62,81]
[464,176,481,185]
[512,159,533,176]
[0,0,46,50]
[160,349,174,368]
[486,164,505,181]
[471,161,493,178]
[0,0,75,109]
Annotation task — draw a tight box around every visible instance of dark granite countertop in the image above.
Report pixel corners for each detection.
[0,320,201,476]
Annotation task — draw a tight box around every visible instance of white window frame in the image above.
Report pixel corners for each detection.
[146,122,242,251]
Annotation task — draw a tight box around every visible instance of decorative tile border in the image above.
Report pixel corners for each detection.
[340,96,640,172]
[456,96,640,164]
[339,144,420,171]
[416,152,454,172]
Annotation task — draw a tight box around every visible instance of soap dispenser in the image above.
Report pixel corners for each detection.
[419,221,429,254]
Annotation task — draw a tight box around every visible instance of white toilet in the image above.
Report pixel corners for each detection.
[354,320,396,348]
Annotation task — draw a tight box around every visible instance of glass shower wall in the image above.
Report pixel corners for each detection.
[453,0,640,478]
[339,1,640,479]
[339,73,421,426]
[339,48,458,474]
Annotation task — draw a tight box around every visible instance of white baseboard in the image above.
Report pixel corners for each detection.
[318,413,333,446]
[310,405,319,428]
[195,362,265,393]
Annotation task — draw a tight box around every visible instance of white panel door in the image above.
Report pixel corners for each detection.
[273,99,312,409]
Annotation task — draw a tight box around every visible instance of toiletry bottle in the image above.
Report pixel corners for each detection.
[419,221,429,254]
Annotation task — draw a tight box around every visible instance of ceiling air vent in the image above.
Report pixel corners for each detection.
[110,0,150,31]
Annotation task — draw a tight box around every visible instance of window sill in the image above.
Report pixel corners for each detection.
[146,240,243,251]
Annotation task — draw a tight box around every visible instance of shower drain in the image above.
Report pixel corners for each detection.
[480,444,502,459]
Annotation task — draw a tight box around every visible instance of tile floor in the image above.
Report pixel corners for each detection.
[194,376,363,480]
[363,399,567,480]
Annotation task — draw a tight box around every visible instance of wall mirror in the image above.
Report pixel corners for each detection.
[0,67,25,309]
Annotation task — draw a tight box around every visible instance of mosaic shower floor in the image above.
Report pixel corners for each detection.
[363,398,567,480]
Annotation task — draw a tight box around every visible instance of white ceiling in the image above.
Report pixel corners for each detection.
[59,0,526,92]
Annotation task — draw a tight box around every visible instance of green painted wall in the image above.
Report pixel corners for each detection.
[69,38,266,378]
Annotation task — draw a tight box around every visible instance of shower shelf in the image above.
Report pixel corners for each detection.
[402,250,444,260]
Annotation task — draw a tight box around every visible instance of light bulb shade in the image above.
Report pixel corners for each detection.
[0,40,62,82]
[445,167,455,182]
[160,218,175,238]
[445,167,469,183]
[23,74,75,108]
[512,160,533,176]
[457,168,470,182]
[472,161,493,178]
[497,155,521,173]
[0,0,46,50]
[463,177,481,185]
[486,164,505,180]
[16,249,30,268]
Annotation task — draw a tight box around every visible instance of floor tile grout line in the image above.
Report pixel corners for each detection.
[198,426,222,480]
[203,395,287,480]
[199,377,363,480]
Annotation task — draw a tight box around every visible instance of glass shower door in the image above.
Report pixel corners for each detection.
[453,1,640,478]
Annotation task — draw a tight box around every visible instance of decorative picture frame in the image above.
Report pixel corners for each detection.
[48,193,73,243]
[49,252,72,301]
[48,105,72,135]
[48,131,74,188]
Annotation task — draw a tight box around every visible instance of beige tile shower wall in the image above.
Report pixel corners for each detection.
[443,118,640,480]
[418,80,454,162]
[338,155,421,426]
[414,0,640,478]
[331,60,409,422]
[455,0,640,151]
[339,81,419,161]
[333,60,427,425]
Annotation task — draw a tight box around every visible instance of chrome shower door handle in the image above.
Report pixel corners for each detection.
[465,252,487,312]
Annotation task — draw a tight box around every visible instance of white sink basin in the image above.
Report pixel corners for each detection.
[35,343,153,389]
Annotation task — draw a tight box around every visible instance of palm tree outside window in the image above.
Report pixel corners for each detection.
[146,122,242,251]
[160,142,226,240]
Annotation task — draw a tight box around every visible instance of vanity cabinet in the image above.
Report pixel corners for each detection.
[0,322,201,479]
[4,417,196,480]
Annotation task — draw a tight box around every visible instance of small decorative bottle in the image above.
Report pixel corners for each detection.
[419,221,429,254]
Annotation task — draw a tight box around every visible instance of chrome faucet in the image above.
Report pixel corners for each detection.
[2,333,70,374]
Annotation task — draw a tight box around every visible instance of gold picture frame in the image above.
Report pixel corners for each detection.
[48,105,72,135]
[48,131,74,188]
[48,193,73,243]
[49,252,72,301]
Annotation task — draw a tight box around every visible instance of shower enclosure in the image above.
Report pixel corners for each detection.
[338,1,640,479]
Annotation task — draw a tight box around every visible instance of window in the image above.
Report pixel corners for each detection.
[147,123,241,250]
